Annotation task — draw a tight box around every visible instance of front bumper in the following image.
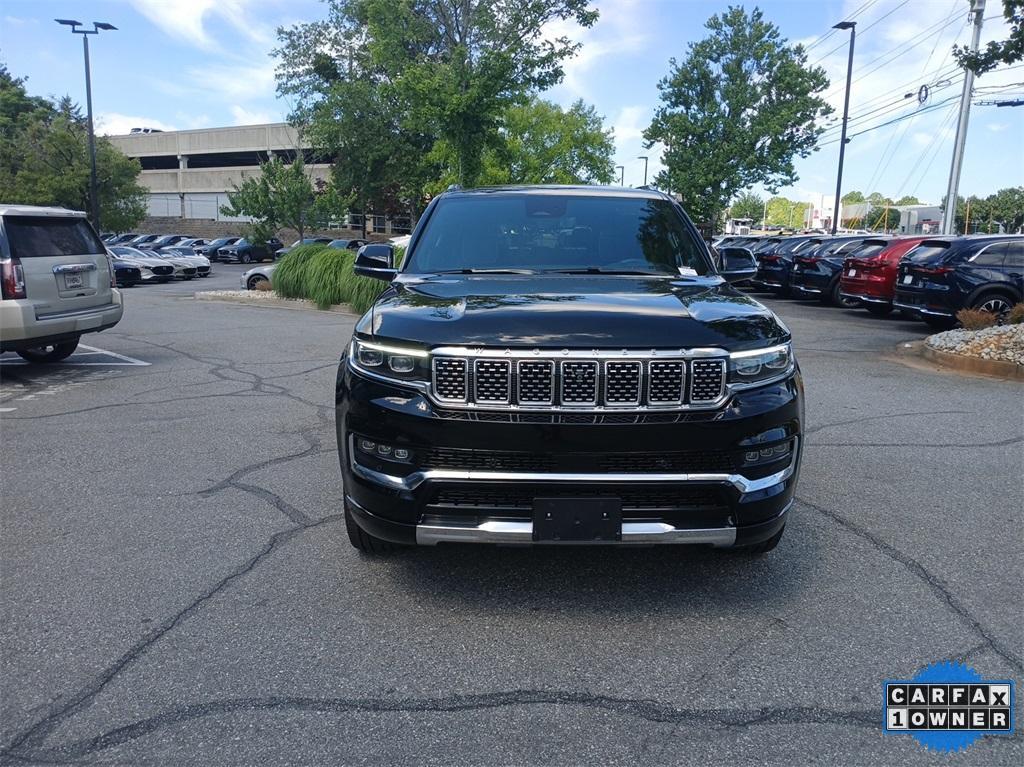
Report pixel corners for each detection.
[337,362,804,547]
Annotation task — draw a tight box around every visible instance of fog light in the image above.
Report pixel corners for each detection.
[358,438,376,453]
[759,447,774,459]
[744,451,760,463]
[376,444,392,456]
[393,448,410,460]
[742,441,792,466]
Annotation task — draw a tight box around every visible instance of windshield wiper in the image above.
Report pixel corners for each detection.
[547,267,663,275]
[436,268,536,275]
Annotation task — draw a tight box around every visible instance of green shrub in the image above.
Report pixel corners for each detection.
[344,244,407,314]
[305,248,355,309]
[1008,303,1024,325]
[272,243,326,298]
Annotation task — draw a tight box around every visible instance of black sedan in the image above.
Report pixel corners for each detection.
[274,237,333,259]
[111,259,141,287]
[195,237,242,261]
[218,238,284,264]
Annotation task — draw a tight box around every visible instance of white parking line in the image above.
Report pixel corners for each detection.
[0,407,15,413]
[0,344,150,367]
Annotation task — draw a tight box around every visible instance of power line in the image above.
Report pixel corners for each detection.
[802,0,882,54]
[817,95,961,148]
[810,0,912,67]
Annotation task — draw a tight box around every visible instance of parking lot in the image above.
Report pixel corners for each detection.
[1,268,1021,766]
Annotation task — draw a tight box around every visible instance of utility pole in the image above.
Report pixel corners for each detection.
[637,156,648,186]
[964,197,971,234]
[616,165,624,186]
[831,20,857,235]
[762,199,768,231]
[942,0,986,235]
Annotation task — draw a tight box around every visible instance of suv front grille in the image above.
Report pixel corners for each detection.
[431,485,728,512]
[418,447,733,474]
[431,353,727,410]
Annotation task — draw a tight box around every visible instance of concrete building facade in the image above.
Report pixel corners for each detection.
[108,123,411,234]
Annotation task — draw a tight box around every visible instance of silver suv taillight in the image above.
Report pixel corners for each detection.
[105,253,117,288]
[0,256,26,299]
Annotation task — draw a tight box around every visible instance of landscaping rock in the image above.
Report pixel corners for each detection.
[925,324,1024,367]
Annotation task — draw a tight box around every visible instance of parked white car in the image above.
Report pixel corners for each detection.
[163,246,213,277]
[142,250,197,280]
[109,246,175,282]
[241,263,276,290]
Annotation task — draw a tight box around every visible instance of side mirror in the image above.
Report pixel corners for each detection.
[718,247,757,284]
[354,243,397,282]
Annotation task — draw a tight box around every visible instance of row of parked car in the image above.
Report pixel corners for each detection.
[100,233,370,264]
[715,232,1024,328]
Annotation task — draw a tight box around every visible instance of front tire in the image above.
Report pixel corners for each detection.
[240,252,253,264]
[246,275,269,290]
[16,339,79,364]
[345,503,400,554]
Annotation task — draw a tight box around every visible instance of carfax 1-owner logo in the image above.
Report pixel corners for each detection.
[883,661,1015,752]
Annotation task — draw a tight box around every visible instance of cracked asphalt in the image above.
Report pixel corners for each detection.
[1,265,1021,766]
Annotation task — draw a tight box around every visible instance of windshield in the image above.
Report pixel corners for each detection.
[405,194,711,275]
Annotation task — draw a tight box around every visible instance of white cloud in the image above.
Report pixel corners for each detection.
[129,0,272,50]
[543,0,650,102]
[230,105,274,125]
[186,60,276,102]
[96,113,177,136]
[987,122,1009,133]
[611,106,648,143]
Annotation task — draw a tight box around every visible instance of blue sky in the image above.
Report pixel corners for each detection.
[2,0,1021,206]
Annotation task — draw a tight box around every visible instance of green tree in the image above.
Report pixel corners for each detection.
[841,190,865,204]
[986,186,1024,232]
[220,155,319,241]
[895,195,920,205]
[0,65,147,232]
[276,0,598,188]
[729,192,765,223]
[474,98,614,187]
[644,7,831,231]
[765,196,811,229]
[955,0,1023,74]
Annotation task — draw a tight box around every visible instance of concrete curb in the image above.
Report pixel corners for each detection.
[920,342,1024,382]
[193,292,359,316]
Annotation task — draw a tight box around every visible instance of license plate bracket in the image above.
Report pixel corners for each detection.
[532,497,622,542]
[63,273,84,289]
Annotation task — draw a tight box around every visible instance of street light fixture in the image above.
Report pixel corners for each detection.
[55,19,118,231]
[830,20,856,235]
[615,165,624,186]
[637,156,649,187]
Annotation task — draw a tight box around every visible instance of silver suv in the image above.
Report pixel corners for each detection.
[1,205,123,363]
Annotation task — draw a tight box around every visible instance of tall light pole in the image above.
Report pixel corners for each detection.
[56,19,117,231]
[942,0,986,234]
[830,20,856,235]
[638,156,649,187]
[616,165,624,186]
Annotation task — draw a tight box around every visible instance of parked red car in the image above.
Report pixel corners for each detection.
[839,236,929,316]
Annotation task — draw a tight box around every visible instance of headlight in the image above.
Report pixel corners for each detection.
[350,338,430,384]
[727,343,794,385]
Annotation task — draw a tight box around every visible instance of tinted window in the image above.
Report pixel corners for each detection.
[4,215,105,258]
[847,242,888,259]
[972,242,1006,266]
[1006,241,1024,268]
[778,238,815,254]
[407,195,710,275]
[906,242,951,264]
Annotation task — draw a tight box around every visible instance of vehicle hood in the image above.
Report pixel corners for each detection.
[366,275,789,352]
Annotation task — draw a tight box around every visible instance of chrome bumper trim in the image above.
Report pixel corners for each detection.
[349,437,800,495]
[840,292,886,305]
[415,519,738,546]
[892,300,952,318]
[791,285,823,295]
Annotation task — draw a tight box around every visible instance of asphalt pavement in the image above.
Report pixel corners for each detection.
[1,268,1021,766]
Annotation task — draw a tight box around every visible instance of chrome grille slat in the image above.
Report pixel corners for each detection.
[517,360,554,404]
[604,361,642,405]
[648,361,685,404]
[561,361,598,404]
[474,359,511,403]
